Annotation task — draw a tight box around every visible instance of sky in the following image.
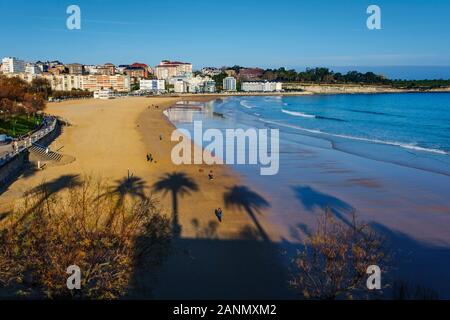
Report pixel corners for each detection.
[1,0,450,79]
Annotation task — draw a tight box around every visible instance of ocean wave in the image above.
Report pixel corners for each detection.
[281,109,346,122]
[259,118,449,156]
[240,100,256,109]
[281,109,315,118]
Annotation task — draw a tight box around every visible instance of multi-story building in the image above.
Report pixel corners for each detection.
[82,74,130,92]
[139,79,165,93]
[155,60,192,80]
[43,74,84,91]
[84,65,98,74]
[203,80,216,93]
[25,63,42,75]
[130,62,153,77]
[67,63,84,75]
[3,72,38,83]
[124,66,147,80]
[174,79,188,93]
[223,76,237,91]
[94,89,114,99]
[185,76,216,93]
[96,63,116,75]
[1,57,26,74]
[47,64,67,75]
[241,81,282,92]
[35,61,49,73]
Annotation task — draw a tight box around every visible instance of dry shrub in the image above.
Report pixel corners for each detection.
[0,176,172,299]
[290,209,388,300]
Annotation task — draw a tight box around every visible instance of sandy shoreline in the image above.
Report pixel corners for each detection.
[0,96,278,240]
[2,94,449,298]
[0,95,292,298]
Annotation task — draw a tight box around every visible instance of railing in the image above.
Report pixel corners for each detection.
[0,117,58,167]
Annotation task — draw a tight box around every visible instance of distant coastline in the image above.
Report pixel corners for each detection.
[159,84,450,98]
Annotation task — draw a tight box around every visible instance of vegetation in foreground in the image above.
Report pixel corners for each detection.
[0,176,172,299]
[289,210,388,300]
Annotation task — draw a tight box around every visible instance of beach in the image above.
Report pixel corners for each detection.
[0,96,292,299]
[0,96,279,240]
[1,94,450,299]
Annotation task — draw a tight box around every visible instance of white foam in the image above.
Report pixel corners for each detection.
[259,118,449,156]
[281,109,315,118]
[240,100,255,109]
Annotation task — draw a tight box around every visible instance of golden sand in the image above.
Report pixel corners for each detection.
[0,97,279,240]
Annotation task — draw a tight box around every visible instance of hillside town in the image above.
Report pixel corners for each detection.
[0,57,283,99]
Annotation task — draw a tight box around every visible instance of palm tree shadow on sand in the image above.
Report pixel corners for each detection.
[97,174,148,227]
[292,185,354,225]
[223,185,270,242]
[153,172,199,237]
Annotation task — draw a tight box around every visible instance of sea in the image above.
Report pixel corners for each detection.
[165,93,450,298]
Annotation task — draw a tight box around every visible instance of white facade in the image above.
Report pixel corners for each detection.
[25,64,42,75]
[140,79,166,92]
[241,81,283,92]
[174,80,188,93]
[223,77,237,91]
[94,89,114,99]
[185,76,216,93]
[84,65,99,74]
[1,57,26,74]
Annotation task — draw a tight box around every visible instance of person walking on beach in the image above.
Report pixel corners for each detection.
[208,170,214,181]
[215,208,223,223]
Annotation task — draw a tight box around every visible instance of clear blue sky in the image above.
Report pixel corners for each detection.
[1,0,450,76]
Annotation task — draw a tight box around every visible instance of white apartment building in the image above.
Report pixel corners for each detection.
[84,65,99,74]
[1,57,26,74]
[223,76,237,91]
[25,63,42,75]
[94,89,114,99]
[174,79,188,93]
[241,81,283,92]
[139,79,166,92]
[155,60,193,80]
